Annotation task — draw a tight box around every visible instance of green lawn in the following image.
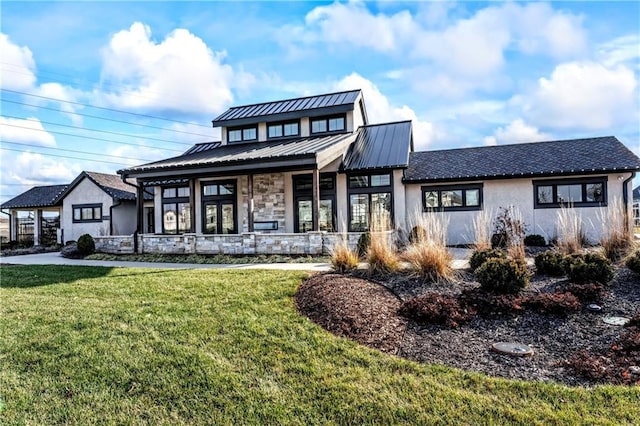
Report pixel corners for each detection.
[1,266,638,424]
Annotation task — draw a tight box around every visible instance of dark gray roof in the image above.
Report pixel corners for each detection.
[60,172,151,201]
[634,185,640,201]
[120,133,355,178]
[405,136,640,183]
[341,121,413,171]
[1,184,67,209]
[213,90,361,127]
[183,142,221,155]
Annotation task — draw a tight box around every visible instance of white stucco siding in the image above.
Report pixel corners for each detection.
[392,169,406,231]
[62,178,113,242]
[111,202,136,235]
[404,172,632,246]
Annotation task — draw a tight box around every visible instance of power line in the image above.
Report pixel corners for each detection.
[1,99,213,139]
[2,114,203,146]
[0,146,139,167]
[0,123,185,152]
[1,141,154,162]
[1,88,213,129]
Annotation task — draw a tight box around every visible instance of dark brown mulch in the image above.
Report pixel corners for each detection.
[295,273,407,354]
[295,268,640,386]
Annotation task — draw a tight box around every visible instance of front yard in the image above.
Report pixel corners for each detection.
[1,265,638,424]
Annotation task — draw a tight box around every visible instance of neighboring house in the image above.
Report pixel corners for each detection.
[633,185,640,228]
[0,184,67,245]
[114,89,640,255]
[0,171,152,246]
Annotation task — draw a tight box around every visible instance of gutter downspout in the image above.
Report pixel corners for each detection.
[622,172,636,234]
[0,209,12,244]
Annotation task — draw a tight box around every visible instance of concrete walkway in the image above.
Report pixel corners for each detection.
[0,248,473,271]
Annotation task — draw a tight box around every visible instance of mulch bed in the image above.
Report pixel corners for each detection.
[295,268,640,386]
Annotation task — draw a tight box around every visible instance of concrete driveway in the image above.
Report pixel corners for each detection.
[0,248,472,271]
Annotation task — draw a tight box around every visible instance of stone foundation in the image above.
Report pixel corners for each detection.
[95,231,368,256]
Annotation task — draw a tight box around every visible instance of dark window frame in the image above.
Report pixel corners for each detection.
[533,177,608,209]
[267,120,300,140]
[161,184,192,234]
[310,114,347,135]
[201,180,237,234]
[227,125,258,143]
[421,183,484,212]
[292,173,337,233]
[347,172,394,232]
[72,203,103,223]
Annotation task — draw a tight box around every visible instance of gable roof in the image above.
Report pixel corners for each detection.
[405,136,640,183]
[213,90,363,127]
[341,121,413,171]
[1,184,67,209]
[60,171,147,202]
[120,132,357,179]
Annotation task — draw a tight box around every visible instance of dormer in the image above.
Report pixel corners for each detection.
[212,89,368,145]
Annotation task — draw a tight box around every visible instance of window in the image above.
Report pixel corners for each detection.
[162,185,191,234]
[202,181,237,234]
[72,204,102,223]
[421,184,483,212]
[348,173,393,231]
[227,125,258,143]
[534,177,607,208]
[310,114,346,134]
[267,121,299,139]
[293,174,336,232]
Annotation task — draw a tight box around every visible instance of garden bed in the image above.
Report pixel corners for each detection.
[296,267,639,386]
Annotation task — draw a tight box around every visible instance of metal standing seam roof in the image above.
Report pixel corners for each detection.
[120,133,355,176]
[404,136,640,183]
[183,141,221,155]
[1,184,68,209]
[212,90,361,126]
[341,121,413,171]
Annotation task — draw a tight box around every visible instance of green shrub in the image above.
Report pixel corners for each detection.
[524,234,546,247]
[356,232,370,258]
[469,248,506,271]
[565,253,614,284]
[475,257,529,294]
[77,234,96,256]
[625,248,640,274]
[534,250,567,276]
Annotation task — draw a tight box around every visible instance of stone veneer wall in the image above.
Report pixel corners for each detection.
[252,173,286,231]
[95,232,367,255]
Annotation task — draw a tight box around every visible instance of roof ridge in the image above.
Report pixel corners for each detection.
[225,89,361,111]
[359,120,412,128]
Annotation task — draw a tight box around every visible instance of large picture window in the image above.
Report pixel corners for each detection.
[293,173,336,232]
[202,181,237,234]
[162,185,191,234]
[73,203,102,223]
[348,173,393,231]
[421,184,483,212]
[533,177,607,208]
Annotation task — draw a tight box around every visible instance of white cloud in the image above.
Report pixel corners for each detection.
[5,152,78,185]
[0,33,36,90]
[99,22,243,115]
[35,82,83,125]
[0,117,56,147]
[483,119,551,146]
[333,73,436,150]
[597,34,640,68]
[517,62,638,129]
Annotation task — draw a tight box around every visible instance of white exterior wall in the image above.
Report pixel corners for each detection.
[62,178,113,242]
[111,202,136,235]
[392,169,406,231]
[405,172,633,246]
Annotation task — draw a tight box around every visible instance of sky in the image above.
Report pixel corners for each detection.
[1,0,639,204]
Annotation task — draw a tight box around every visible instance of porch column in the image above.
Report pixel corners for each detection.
[34,209,42,246]
[189,179,196,232]
[312,169,320,231]
[247,174,254,232]
[136,184,144,234]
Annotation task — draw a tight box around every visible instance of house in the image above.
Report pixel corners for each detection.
[0,171,152,246]
[113,89,640,255]
[633,185,640,228]
[0,184,67,245]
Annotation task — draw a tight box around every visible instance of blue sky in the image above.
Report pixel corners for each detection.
[1,1,639,204]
